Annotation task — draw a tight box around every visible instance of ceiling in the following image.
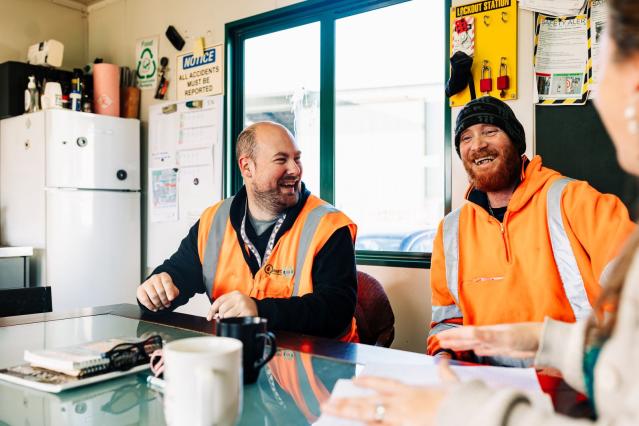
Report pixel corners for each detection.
[51,0,105,9]
[65,0,103,4]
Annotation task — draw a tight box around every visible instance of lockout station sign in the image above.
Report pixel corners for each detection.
[176,44,223,100]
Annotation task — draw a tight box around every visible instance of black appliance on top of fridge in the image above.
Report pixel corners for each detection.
[0,61,73,120]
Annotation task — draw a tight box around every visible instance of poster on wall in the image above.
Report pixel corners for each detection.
[135,36,159,90]
[588,0,608,98]
[150,168,178,223]
[176,44,223,100]
[534,14,589,105]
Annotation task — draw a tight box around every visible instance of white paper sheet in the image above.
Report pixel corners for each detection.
[589,0,608,98]
[534,14,589,103]
[314,380,375,426]
[316,363,550,426]
[178,166,216,223]
[177,147,213,167]
[360,363,542,392]
[181,108,218,129]
[149,108,179,168]
[519,0,587,16]
[150,168,178,223]
[179,124,218,149]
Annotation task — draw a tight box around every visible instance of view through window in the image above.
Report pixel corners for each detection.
[237,0,446,260]
[244,23,321,194]
[335,0,445,253]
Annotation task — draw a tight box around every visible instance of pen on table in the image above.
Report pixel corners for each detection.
[147,375,166,392]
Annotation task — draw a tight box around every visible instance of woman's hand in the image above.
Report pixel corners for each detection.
[437,322,543,358]
[322,360,458,425]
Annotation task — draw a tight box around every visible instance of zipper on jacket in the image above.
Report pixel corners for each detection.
[488,214,511,263]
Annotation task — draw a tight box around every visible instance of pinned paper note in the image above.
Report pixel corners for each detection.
[193,36,205,58]
[150,168,178,223]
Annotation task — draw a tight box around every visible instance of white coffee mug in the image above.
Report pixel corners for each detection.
[163,336,243,426]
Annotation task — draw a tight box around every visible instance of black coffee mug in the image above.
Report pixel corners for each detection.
[215,317,277,384]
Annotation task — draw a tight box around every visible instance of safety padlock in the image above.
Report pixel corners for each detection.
[480,60,492,94]
[497,57,510,98]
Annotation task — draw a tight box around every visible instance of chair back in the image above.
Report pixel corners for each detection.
[0,286,52,317]
[355,271,395,347]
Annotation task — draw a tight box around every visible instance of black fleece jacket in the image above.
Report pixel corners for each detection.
[141,184,357,338]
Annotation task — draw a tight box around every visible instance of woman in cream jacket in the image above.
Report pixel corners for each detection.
[323,0,639,424]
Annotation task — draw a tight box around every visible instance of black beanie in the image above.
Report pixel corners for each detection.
[454,96,526,157]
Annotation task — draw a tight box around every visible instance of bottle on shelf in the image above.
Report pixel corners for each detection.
[24,75,40,113]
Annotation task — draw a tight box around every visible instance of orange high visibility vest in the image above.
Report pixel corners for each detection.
[197,194,359,342]
[266,350,331,423]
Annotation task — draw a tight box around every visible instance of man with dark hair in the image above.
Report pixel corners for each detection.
[137,121,359,341]
[427,96,635,366]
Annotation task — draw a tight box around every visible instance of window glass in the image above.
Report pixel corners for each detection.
[244,23,321,194]
[334,0,445,252]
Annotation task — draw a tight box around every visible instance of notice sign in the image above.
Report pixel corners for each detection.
[176,44,223,100]
[135,36,159,90]
[455,0,511,17]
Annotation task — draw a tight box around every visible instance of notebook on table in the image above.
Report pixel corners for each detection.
[0,363,151,393]
[0,336,161,393]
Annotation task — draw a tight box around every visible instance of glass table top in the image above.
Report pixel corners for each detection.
[0,314,357,425]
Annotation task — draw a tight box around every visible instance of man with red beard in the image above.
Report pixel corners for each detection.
[427,97,635,366]
[137,121,359,341]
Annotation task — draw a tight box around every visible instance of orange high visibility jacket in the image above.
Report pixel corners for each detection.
[428,156,635,356]
[197,193,359,342]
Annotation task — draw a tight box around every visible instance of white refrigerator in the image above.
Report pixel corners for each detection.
[0,109,141,312]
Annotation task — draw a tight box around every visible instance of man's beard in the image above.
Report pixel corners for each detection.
[463,143,521,193]
[251,182,299,215]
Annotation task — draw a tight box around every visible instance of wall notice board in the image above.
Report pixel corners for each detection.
[536,102,638,216]
[146,96,224,270]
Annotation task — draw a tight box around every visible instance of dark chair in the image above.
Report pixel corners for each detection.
[355,271,395,347]
[0,286,52,317]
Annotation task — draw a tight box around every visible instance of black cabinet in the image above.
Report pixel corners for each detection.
[0,61,73,119]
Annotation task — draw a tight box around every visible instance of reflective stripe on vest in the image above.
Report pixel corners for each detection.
[441,178,591,321]
[202,196,234,297]
[431,304,463,323]
[292,204,339,296]
[428,321,461,337]
[442,207,462,304]
[202,199,339,298]
[547,177,592,320]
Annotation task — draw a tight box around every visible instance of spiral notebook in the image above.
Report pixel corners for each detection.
[0,337,154,393]
[24,338,128,377]
[0,363,150,393]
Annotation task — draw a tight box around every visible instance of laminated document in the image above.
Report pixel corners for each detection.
[150,168,178,223]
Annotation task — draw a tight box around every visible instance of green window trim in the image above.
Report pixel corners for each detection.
[225,0,452,269]
[356,250,432,269]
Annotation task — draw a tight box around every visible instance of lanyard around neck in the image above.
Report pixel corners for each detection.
[240,201,286,268]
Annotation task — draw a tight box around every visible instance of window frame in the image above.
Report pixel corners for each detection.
[225,0,452,269]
